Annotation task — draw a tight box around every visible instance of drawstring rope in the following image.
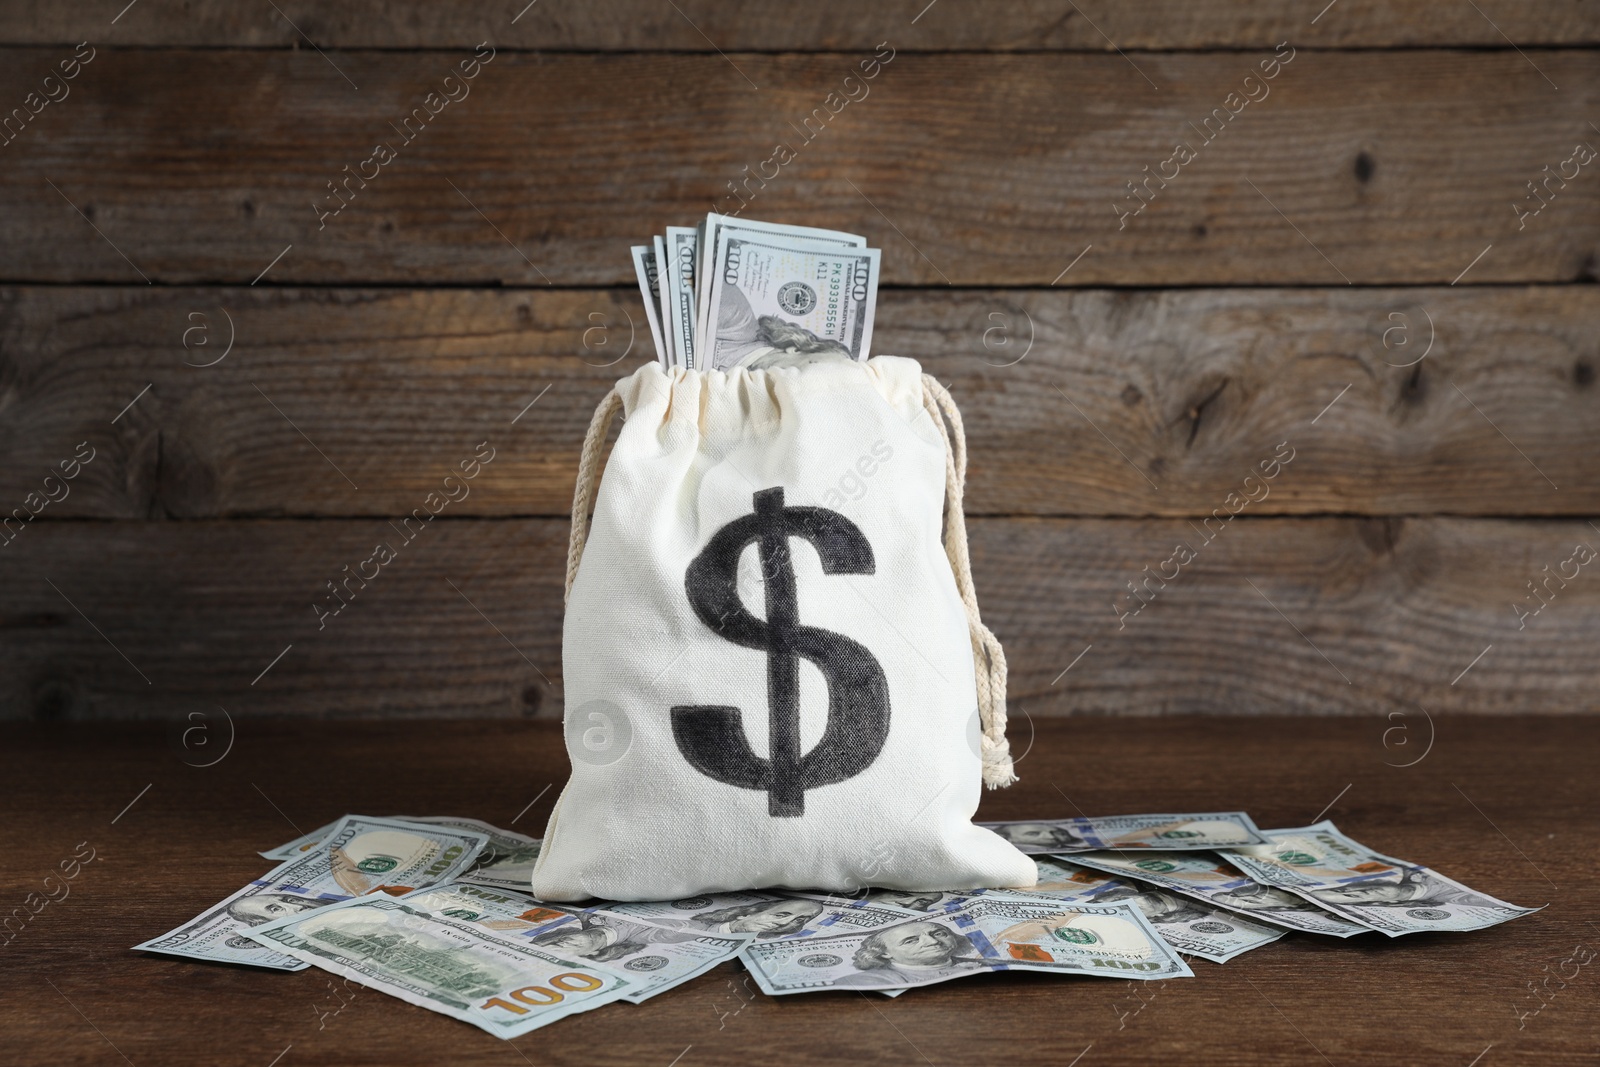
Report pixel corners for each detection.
[921,374,1016,789]
[566,388,622,605]
[565,375,1016,788]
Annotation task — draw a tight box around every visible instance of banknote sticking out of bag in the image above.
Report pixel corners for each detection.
[631,213,881,371]
[531,215,1034,901]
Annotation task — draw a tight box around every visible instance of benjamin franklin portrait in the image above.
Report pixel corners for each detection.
[1306,870,1470,910]
[225,893,323,927]
[835,921,986,987]
[690,898,824,938]
[529,919,650,964]
[868,890,955,914]
[712,284,854,370]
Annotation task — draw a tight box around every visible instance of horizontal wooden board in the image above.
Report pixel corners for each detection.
[0,50,1594,285]
[3,715,1593,1065]
[3,515,1595,720]
[2,285,1593,519]
[9,1,1600,49]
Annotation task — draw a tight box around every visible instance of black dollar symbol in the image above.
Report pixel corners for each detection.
[672,487,890,817]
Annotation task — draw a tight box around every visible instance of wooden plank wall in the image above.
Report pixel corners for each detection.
[0,3,1595,722]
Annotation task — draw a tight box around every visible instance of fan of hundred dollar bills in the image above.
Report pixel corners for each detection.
[632,214,882,371]
[133,811,1536,1039]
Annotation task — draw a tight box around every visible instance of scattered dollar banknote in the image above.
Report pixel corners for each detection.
[245,893,631,1037]
[137,815,489,970]
[1010,855,1122,898]
[966,858,1285,964]
[181,809,1535,1029]
[798,857,1111,913]
[792,887,967,915]
[1065,849,1373,937]
[1223,821,1414,886]
[630,245,668,369]
[258,818,340,861]
[261,815,539,891]
[981,812,1269,854]
[741,898,1191,995]
[1074,886,1283,964]
[607,890,916,942]
[956,897,1195,979]
[1222,822,1539,936]
[834,858,1282,965]
[1286,866,1541,937]
[404,817,542,892]
[391,883,748,1004]
[891,855,1124,907]
[763,892,947,996]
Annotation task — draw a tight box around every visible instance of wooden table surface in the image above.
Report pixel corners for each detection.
[3,715,1594,1066]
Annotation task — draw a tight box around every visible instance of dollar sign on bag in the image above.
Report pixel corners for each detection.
[672,487,890,817]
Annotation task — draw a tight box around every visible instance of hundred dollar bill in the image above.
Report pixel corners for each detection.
[631,244,668,367]
[136,815,489,970]
[857,858,1282,964]
[965,859,1285,964]
[246,893,630,1036]
[395,817,541,892]
[792,887,955,914]
[611,891,916,942]
[1222,822,1539,937]
[952,855,1127,904]
[259,818,339,861]
[982,812,1269,854]
[786,873,1240,989]
[695,214,866,345]
[741,899,1191,995]
[260,815,540,888]
[1065,849,1372,937]
[703,233,880,371]
[957,897,1194,978]
[695,216,711,343]
[1081,886,1282,964]
[1284,865,1540,937]
[761,892,935,997]
[790,855,1130,915]
[653,234,677,367]
[694,215,707,332]
[1222,820,1419,888]
[392,883,746,1003]
[665,226,699,370]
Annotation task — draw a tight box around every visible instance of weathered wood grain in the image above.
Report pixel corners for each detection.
[0,715,1593,1065]
[3,516,1595,720]
[0,50,1594,285]
[3,285,1595,519]
[8,1,1600,50]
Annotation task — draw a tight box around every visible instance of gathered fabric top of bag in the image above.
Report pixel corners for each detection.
[565,356,1017,789]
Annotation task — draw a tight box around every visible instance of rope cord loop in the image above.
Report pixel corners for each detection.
[921,374,1017,789]
[566,388,623,605]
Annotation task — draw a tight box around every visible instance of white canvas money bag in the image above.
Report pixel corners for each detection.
[531,356,1036,900]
